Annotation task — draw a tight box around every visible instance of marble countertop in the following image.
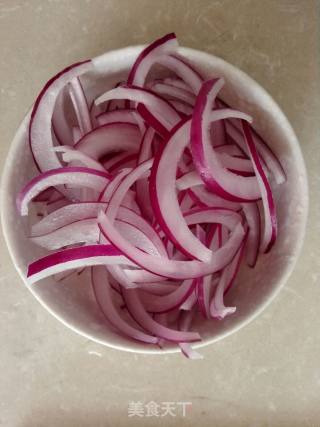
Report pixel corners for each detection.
[0,1,319,426]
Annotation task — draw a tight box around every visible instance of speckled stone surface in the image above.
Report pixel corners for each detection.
[0,1,319,426]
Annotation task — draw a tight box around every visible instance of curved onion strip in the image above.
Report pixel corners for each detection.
[52,86,73,146]
[17,167,111,216]
[151,119,212,262]
[123,269,168,284]
[121,287,200,343]
[131,111,146,135]
[241,120,277,252]
[110,156,138,173]
[170,100,194,115]
[54,146,106,172]
[194,225,208,318]
[151,82,196,105]
[31,217,163,256]
[99,169,131,202]
[184,207,242,231]
[179,191,195,212]
[218,98,286,184]
[30,218,99,250]
[91,266,158,344]
[178,311,203,359]
[199,224,223,318]
[215,143,245,157]
[127,33,178,87]
[103,152,137,172]
[241,203,261,267]
[163,77,193,92]
[30,60,92,171]
[136,127,155,221]
[191,79,260,202]
[74,122,141,159]
[98,211,246,280]
[95,86,181,134]
[188,186,241,210]
[210,230,248,318]
[100,159,160,290]
[96,109,137,127]
[106,159,154,224]
[27,244,134,285]
[138,281,179,296]
[157,54,203,94]
[68,77,92,135]
[30,202,166,257]
[72,127,81,144]
[139,279,195,313]
[180,284,197,310]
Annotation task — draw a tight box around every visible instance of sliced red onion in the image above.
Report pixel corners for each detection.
[89,101,103,127]
[121,287,200,343]
[178,311,203,359]
[106,264,138,289]
[31,217,163,256]
[241,120,277,253]
[127,33,178,87]
[150,119,212,262]
[179,191,195,212]
[30,60,92,171]
[53,146,106,172]
[210,230,248,318]
[151,82,196,105]
[72,126,81,144]
[137,281,179,296]
[68,77,92,136]
[103,152,137,172]
[46,198,70,214]
[17,167,111,216]
[176,171,202,191]
[191,80,259,202]
[95,86,181,136]
[30,201,165,257]
[96,109,137,127]
[136,127,155,222]
[131,111,146,135]
[74,122,141,160]
[99,211,246,280]
[188,186,241,210]
[52,86,73,146]
[92,266,158,344]
[99,169,131,202]
[157,54,203,94]
[218,98,286,185]
[19,34,283,357]
[215,143,245,157]
[139,279,195,314]
[105,159,154,224]
[123,269,167,284]
[27,244,134,285]
[180,285,197,310]
[241,203,261,267]
[163,77,193,92]
[30,218,99,250]
[170,100,194,116]
[184,207,242,231]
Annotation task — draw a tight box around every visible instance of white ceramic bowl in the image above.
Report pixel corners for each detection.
[1,46,308,354]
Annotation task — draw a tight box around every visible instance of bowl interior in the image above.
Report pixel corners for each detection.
[1,46,308,354]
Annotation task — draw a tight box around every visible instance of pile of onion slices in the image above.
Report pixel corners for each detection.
[17,33,285,358]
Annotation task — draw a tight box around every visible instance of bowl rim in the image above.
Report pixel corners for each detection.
[1,45,309,355]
